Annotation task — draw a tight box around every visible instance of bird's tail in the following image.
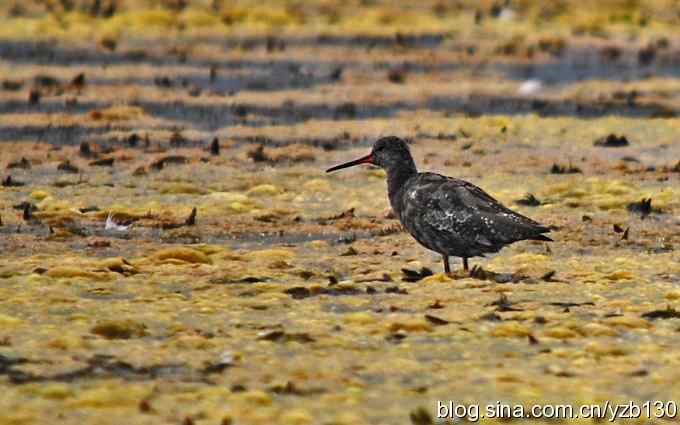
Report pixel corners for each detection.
[530,234,553,242]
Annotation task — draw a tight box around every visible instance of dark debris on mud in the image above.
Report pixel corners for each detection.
[401,267,433,282]
[486,294,523,312]
[642,306,680,320]
[626,198,663,218]
[1,354,231,385]
[470,265,527,284]
[515,193,542,206]
[594,133,631,147]
[550,163,582,174]
[283,284,366,300]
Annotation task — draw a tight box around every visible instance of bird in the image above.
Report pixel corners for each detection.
[326,136,552,275]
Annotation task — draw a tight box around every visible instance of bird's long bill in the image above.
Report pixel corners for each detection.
[325,154,373,173]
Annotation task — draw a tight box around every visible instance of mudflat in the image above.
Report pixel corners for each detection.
[0,1,679,424]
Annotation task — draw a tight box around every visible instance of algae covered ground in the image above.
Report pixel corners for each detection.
[1,1,680,424]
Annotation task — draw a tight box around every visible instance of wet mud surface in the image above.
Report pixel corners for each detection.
[1,2,680,424]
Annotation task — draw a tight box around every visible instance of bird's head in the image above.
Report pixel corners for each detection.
[326,136,415,174]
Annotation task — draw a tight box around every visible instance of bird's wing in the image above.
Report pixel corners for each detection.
[447,178,549,230]
[401,173,549,253]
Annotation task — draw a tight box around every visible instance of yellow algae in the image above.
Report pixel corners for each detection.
[280,408,314,425]
[247,184,282,196]
[149,247,212,265]
[0,412,33,425]
[344,312,377,325]
[605,270,634,281]
[29,190,49,200]
[481,116,514,130]
[545,178,636,208]
[508,253,549,263]
[1,5,680,424]
[168,335,215,349]
[245,248,294,262]
[91,319,148,339]
[591,179,635,196]
[249,287,291,302]
[419,273,454,284]
[506,310,542,321]
[495,373,523,383]
[64,314,90,323]
[603,316,653,329]
[47,333,91,350]
[0,269,21,279]
[236,390,272,406]
[387,320,433,333]
[594,196,630,210]
[307,240,329,249]
[653,187,677,208]
[542,327,579,339]
[194,244,224,255]
[585,342,630,357]
[46,266,111,280]
[98,257,138,274]
[577,323,620,337]
[67,384,149,408]
[267,259,291,269]
[550,347,581,359]
[602,299,632,310]
[23,383,74,400]
[665,290,680,300]
[36,196,72,212]
[179,9,222,28]
[123,9,177,29]
[201,191,258,214]
[89,105,145,121]
[490,323,532,337]
[205,192,250,204]
[158,182,209,195]
[303,179,331,192]
[0,313,22,326]
[229,202,253,213]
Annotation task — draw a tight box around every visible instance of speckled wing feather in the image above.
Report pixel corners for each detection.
[398,173,551,257]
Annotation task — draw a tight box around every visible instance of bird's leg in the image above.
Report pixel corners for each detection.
[463,257,469,272]
[443,255,451,275]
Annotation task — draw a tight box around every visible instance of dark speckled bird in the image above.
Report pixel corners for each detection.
[326,136,552,274]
